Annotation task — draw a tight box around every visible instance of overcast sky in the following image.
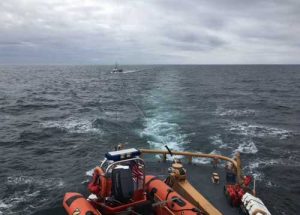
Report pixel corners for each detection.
[0,0,299,64]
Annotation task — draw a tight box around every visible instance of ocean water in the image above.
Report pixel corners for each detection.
[0,65,299,214]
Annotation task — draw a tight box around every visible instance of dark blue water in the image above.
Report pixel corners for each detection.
[0,65,299,214]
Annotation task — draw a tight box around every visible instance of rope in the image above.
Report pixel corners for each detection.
[116,67,174,157]
[120,77,147,119]
[119,76,172,152]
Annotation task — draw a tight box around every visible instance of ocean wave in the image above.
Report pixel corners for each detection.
[265,180,279,188]
[7,176,34,185]
[244,159,281,181]
[228,121,292,139]
[234,140,258,154]
[216,108,256,117]
[192,150,221,164]
[0,201,11,210]
[0,189,41,214]
[2,175,64,214]
[245,164,264,181]
[140,118,188,151]
[86,168,95,176]
[6,175,64,189]
[209,134,228,149]
[248,159,280,170]
[41,118,101,134]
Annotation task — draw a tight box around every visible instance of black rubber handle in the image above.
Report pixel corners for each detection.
[164,145,173,157]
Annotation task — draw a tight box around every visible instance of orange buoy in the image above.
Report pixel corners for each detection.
[63,192,101,215]
[145,175,203,215]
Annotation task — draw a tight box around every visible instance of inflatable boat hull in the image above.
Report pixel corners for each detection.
[145,175,201,215]
[63,192,101,215]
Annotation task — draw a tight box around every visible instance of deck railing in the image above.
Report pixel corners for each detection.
[140,149,243,184]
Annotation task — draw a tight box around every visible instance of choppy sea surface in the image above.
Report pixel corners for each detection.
[0,65,299,215]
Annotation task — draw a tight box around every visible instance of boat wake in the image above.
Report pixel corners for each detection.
[111,68,150,74]
[209,135,229,149]
[121,70,140,74]
[192,149,221,164]
[140,117,188,152]
[123,68,151,74]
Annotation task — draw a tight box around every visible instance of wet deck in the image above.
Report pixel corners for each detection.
[146,161,239,215]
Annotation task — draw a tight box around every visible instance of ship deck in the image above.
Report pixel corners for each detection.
[146,161,239,215]
[34,161,240,215]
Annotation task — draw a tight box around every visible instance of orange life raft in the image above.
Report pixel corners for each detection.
[63,192,101,215]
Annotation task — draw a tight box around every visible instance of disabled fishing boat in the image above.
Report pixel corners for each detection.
[111,64,123,73]
[63,147,271,215]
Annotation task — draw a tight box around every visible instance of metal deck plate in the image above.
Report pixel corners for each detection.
[146,161,239,215]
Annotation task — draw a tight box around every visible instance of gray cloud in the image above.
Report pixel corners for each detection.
[0,0,299,64]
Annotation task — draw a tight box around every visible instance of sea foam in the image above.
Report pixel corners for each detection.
[140,117,188,152]
[234,140,258,154]
[216,108,256,117]
[228,121,292,139]
[41,118,101,134]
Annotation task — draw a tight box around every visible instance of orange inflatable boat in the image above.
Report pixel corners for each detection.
[145,175,202,215]
[63,148,205,215]
[63,192,101,215]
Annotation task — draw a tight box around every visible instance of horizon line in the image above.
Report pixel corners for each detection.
[1,63,300,66]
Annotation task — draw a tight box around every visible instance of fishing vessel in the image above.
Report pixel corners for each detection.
[111,64,123,73]
[62,147,271,215]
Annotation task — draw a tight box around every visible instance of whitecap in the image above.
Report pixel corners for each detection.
[41,118,101,134]
[244,162,264,181]
[3,176,65,213]
[86,168,95,176]
[1,189,41,214]
[0,201,11,209]
[252,172,264,181]
[192,150,221,164]
[0,200,12,215]
[140,117,188,151]
[248,159,280,170]
[57,180,64,187]
[81,179,90,184]
[192,157,211,164]
[234,141,258,154]
[6,175,64,189]
[25,190,40,197]
[7,176,33,185]
[216,108,256,117]
[244,159,281,181]
[209,134,228,149]
[266,180,278,188]
[228,121,292,139]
